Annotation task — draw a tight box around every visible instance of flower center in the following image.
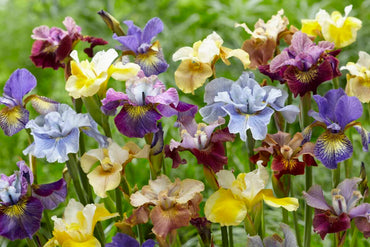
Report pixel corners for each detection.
[124,104,153,118]
[295,68,318,84]
[1,198,27,217]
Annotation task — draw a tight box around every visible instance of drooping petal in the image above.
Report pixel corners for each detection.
[302,185,331,211]
[135,46,169,76]
[109,62,141,81]
[0,106,29,136]
[32,178,67,210]
[25,95,59,115]
[313,211,350,239]
[261,189,299,211]
[204,188,247,226]
[314,131,353,169]
[87,166,122,198]
[246,107,275,141]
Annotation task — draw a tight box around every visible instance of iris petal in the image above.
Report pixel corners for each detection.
[0,106,29,136]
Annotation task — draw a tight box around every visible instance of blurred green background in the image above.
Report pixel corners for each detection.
[0,0,369,246]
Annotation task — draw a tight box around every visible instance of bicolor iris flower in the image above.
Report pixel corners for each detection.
[303,88,369,169]
[204,162,299,226]
[260,31,341,97]
[301,5,362,48]
[165,117,235,173]
[172,31,250,93]
[23,104,108,163]
[0,161,66,240]
[106,233,156,247]
[341,51,370,103]
[0,68,57,136]
[128,175,204,240]
[113,17,168,76]
[235,9,290,69]
[30,16,107,69]
[101,71,195,138]
[80,139,149,198]
[199,72,299,142]
[303,178,370,239]
[44,198,118,247]
[65,49,140,99]
[250,131,317,179]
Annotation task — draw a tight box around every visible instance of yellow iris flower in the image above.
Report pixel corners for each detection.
[204,162,299,226]
[301,5,362,48]
[44,199,118,247]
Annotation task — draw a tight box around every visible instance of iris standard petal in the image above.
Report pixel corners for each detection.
[334,94,363,129]
[142,17,164,45]
[302,184,331,211]
[3,69,37,105]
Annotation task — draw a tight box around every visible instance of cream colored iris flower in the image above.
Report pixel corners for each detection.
[66,49,140,99]
[172,32,250,94]
[80,139,150,198]
[204,162,299,226]
[341,51,370,103]
[301,5,362,48]
[44,199,118,247]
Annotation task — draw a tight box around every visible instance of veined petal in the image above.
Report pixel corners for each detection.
[302,184,331,211]
[174,60,213,94]
[32,178,67,210]
[0,106,29,136]
[87,166,122,198]
[314,131,353,169]
[261,189,299,211]
[204,188,247,226]
[135,46,169,76]
[25,95,58,115]
[215,170,235,189]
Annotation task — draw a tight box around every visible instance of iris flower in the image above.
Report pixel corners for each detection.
[113,17,168,76]
[251,131,317,179]
[106,233,156,247]
[0,161,66,240]
[23,104,108,163]
[128,175,204,240]
[204,162,299,226]
[260,31,341,97]
[301,5,362,48]
[65,49,140,99]
[44,198,118,247]
[247,223,298,247]
[165,117,235,173]
[101,71,195,138]
[235,9,290,69]
[30,16,107,69]
[303,88,369,169]
[0,69,57,136]
[80,139,149,198]
[303,178,370,239]
[199,72,299,142]
[172,31,250,93]
[341,51,370,103]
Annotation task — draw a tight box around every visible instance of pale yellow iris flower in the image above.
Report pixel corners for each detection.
[341,51,370,103]
[204,162,299,226]
[301,5,362,48]
[66,49,140,99]
[44,199,118,247]
[172,32,250,94]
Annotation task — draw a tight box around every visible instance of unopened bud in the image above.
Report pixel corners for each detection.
[98,10,125,36]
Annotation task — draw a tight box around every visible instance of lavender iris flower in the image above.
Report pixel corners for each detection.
[303,178,370,239]
[0,161,66,240]
[23,104,108,163]
[199,72,300,142]
[304,88,368,169]
[106,232,156,247]
[113,17,169,76]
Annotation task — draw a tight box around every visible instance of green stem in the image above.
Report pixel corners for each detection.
[221,226,229,247]
[42,210,53,239]
[350,228,358,247]
[246,129,255,172]
[115,187,123,218]
[332,163,341,188]
[228,226,233,247]
[138,224,144,245]
[332,77,340,89]
[94,222,105,246]
[26,238,37,247]
[66,156,87,205]
[333,233,337,247]
[282,208,288,224]
[259,204,265,239]
[290,177,302,247]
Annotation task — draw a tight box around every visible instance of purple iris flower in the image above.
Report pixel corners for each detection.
[304,88,368,169]
[23,104,108,163]
[107,232,156,247]
[199,72,299,142]
[113,17,169,76]
[102,71,194,138]
[0,161,66,240]
[303,178,370,239]
[260,31,341,97]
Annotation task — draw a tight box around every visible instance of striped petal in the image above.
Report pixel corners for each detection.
[0,106,29,136]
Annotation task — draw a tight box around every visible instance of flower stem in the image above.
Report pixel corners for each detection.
[66,155,87,205]
[138,224,144,245]
[228,226,234,247]
[350,228,358,247]
[299,92,313,247]
[246,129,255,172]
[290,177,302,247]
[332,77,340,89]
[115,187,123,218]
[282,208,288,224]
[221,226,229,247]
[332,163,341,188]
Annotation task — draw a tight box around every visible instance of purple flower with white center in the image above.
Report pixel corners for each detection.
[0,161,66,240]
[106,232,156,247]
[23,104,108,163]
[102,71,194,138]
[165,117,235,173]
[260,31,341,97]
[303,178,370,239]
[0,69,58,136]
[113,17,169,76]
[199,71,299,142]
[303,88,368,169]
